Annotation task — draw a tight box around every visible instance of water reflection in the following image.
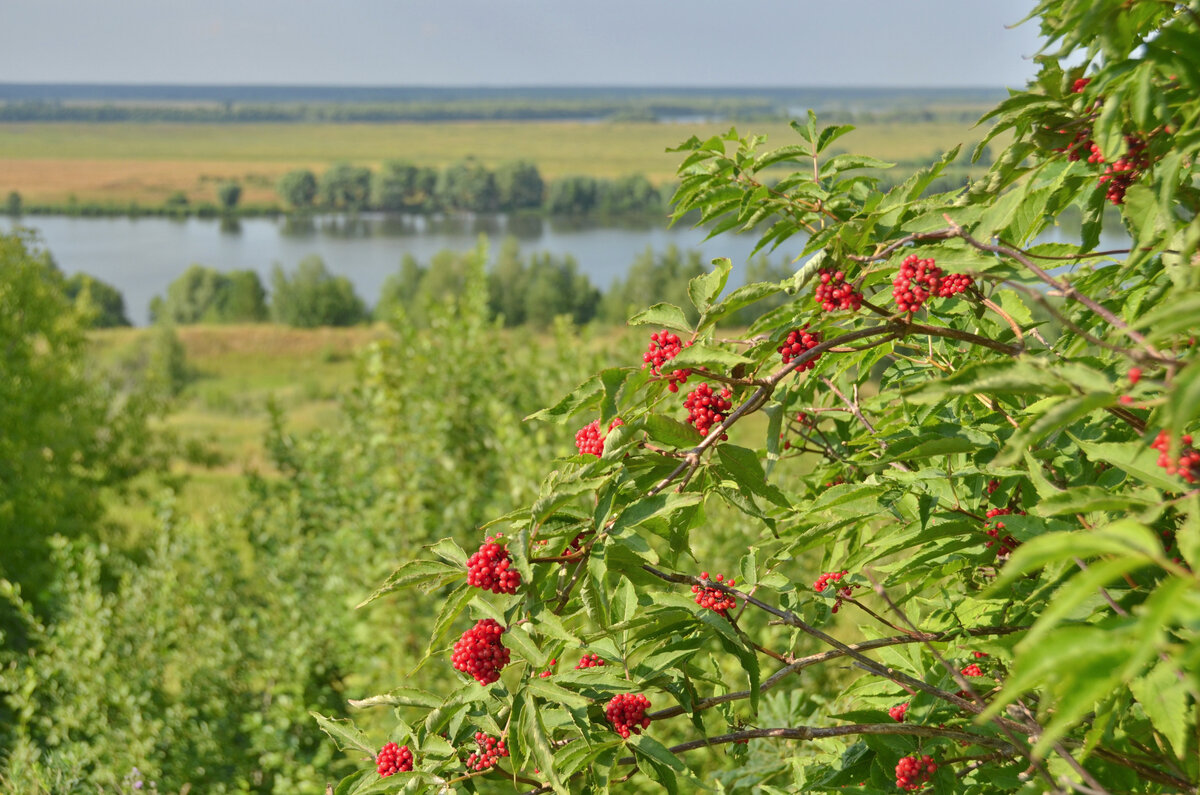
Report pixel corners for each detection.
[218,217,242,236]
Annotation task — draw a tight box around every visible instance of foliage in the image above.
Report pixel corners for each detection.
[332,4,1200,794]
[599,245,708,325]
[149,264,268,324]
[271,256,367,328]
[62,272,131,328]
[494,160,546,211]
[278,168,319,209]
[321,163,372,211]
[5,191,20,215]
[217,181,242,211]
[437,158,500,213]
[374,160,439,212]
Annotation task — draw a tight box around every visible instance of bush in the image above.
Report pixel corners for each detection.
[277,168,318,209]
[149,264,268,324]
[330,4,1200,793]
[270,255,366,328]
[62,272,131,328]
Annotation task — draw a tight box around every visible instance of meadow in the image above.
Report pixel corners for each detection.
[0,117,998,205]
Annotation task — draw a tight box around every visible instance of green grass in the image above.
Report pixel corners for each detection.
[1,118,1002,203]
[92,324,386,529]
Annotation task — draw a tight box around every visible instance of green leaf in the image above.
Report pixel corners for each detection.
[420,582,474,665]
[311,712,375,756]
[347,686,441,710]
[668,343,753,371]
[628,302,694,333]
[643,413,702,448]
[1130,659,1192,759]
[1069,435,1185,492]
[356,559,463,608]
[526,373,602,423]
[717,444,790,507]
[525,677,594,709]
[688,258,732,314]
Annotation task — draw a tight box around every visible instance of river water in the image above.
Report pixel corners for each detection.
[6,212,1128,326]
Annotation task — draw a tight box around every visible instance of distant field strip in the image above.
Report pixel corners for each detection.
[0,119,996,203]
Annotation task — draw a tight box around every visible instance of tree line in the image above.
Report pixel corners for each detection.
[274,159,665,216]
[72,239,794,330]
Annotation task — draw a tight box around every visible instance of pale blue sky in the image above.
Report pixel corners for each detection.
[0,1,1041,87]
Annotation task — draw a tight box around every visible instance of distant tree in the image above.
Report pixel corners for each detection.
[596,173,663,215]
[545,175,599,214]
[63,273,131,328]
[599,245,707,323]
[5,191,21,216]
[494,160,544,211]
[277,168,318,209]
[376,253,428,322]
[373,160,436,212]
[270,256,366,328]
[150,265,267,324]
[435,158,497,212]
[319,163,372,211]
[486,237,528,325]
[221,270,269,322]
[216,182,242,212]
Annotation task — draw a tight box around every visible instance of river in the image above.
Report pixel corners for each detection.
[6,212,1129,326]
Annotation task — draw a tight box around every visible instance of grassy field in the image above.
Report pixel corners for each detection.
[0,118,997,204]
[92,324,387,530]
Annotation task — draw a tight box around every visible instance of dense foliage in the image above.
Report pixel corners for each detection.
[329,3,1200,794]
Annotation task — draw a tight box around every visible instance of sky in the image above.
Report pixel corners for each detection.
[0,1,1043,87]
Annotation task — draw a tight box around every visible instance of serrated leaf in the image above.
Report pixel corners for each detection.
[668,343,753,371]
[628,302,694,333]
[348,686,441,710]
[527,373,603,423]
[643,413,702,448]
[1130,659,1192,759]
[312,712,375,755]
[356,559,463,608]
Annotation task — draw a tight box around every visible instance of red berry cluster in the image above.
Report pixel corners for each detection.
[1098,134,1150,205]
[563,531,588,556]
[892,254,972,313]
[465,732,509,771]
[895,755,937,791]
[888,702,909,722]
[1151,431,1200,483]
[605,693,652,739]
[466,535,521,595]
[778,326,822,370]
[813,570,855,613]
[985,478,1000,496]
[984,508,1024,559]
[575,417,624,456]
[1072,77,1091,93]
[961,662,984,677]
[643,330,692,392]
[972,651,989,659]
[575,653,606,669]
[684,383,733,439]
[814,269,863,312]
[376,742,414,777]
[538,658,557,679]
[692,572,738,616]
[452,619,511,685]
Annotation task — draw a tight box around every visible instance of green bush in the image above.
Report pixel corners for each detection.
[270,256,366,328]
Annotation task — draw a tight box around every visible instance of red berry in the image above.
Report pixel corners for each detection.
[983,507,1024,559]
[892,254,971,313]
[814,268,863,312]
[464,732,509,771]
[691,571,738,616]
[889,702,909,722]
[895,754,937,790]
[605,693,652,739]
[813,570,855,613]
[451,619,511,685]
[575,652,606,669]
[575,417,624,456]
[643,330,692,389]
[466,534,522,595]
[1072,77,1091,93]
[778,326,822,370]
[376,742,414,777]
[1128,367,1142,386]
[1152,430,1200,483]
[683,382,733,439]
[961,663,984,677]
